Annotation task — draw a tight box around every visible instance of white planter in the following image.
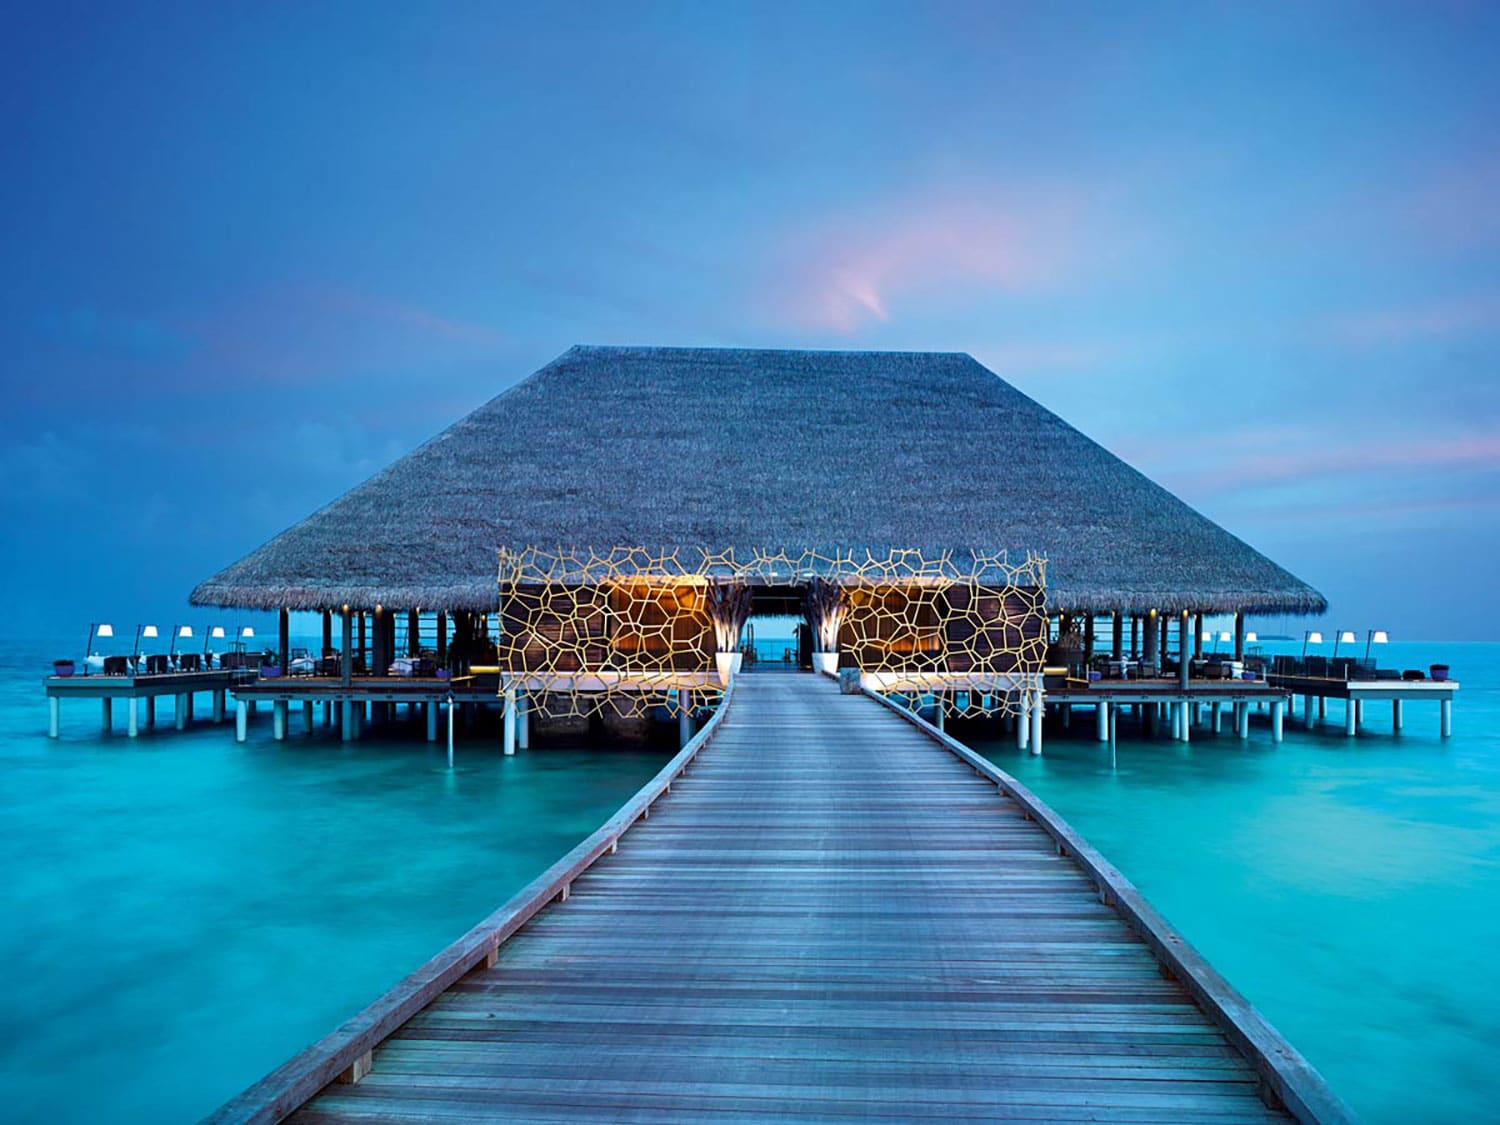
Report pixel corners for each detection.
[715,652,744,685]
[812,652,839,676]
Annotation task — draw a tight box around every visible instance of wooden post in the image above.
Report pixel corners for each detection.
[236,698,248,743]
[1142,612,1158,675]
[1441,698,1452,738]
[1193,612,1204,659]
[408,609,420,656]
[1392,699,1403,731]
[1211,701,1221,733]
[1271,699,1284,743]
[1180,702,1191,743]
[518,692,530,749]
[101,697,112,732]
[213,689,225,723]
[1017,690,1030,751]
[128,697,139,738]
[679,689,695,748]
[426,701,438,741]
[322,610,333,660]
[1354,699,1364,727]
[1111,613,1123,660]
[1233,611,1245,660]
[341,699,353,741]
[278,608,290,676]
[437,612,448,664]
[1344,699,1356,737]
[342,610,354,688]
[174,694,186,731]
[1235,702,1249,739]
[49,696,60,738]
[1178,611,1191,691]
[934,692,945,732]
[358,611,367,671]
[1303,692,1315,728]
[447,698,455,767]
[1029,684,1044,756]
[304,700,314,734]
[273,700,287,741]
[1318,697,1326,720]
[1129,614,1139,659]
[1096,700,1109,742]
[503,681,518,755]
[1082,614,1094,669]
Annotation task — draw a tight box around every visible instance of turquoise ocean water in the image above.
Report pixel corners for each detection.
[2,633,1495,1121]
[967,640,1499,1123]
[0,635,673,1123]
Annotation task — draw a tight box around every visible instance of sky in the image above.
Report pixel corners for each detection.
[2,1,1497,642]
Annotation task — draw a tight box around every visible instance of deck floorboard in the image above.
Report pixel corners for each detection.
[292,675,1288,1123]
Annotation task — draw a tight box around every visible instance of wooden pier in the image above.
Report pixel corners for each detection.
[210,674,1349,1124]
[43,670,238,738]
[1044,678,1293,744]
[1268,673,1458,738]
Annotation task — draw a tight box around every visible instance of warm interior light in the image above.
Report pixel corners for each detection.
[178,625,194,638]
[141,625,159,638]
[96,623,115,638]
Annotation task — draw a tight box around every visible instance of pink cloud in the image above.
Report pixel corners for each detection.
[1328,293,1500,347]
[765,189,1087,333]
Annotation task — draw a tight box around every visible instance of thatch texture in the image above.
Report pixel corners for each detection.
[191,346,1325,616]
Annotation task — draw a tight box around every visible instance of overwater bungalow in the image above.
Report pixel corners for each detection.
[184,345,1327,751]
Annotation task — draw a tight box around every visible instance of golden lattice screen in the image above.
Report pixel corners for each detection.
[497,547,1046,718]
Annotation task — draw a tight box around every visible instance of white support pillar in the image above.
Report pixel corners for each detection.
[1017,690,1030,751]
[186,693,194,722]
[1178,702,1191,743]
[341,700,353,742]
[447,699,455,768]
[1029,685,1044,756]
[101,698,112,732]
[1354,700,1364,728]
[49,697,60,739]
[1318,697,1326,720]
[518,692,531,750]
[235,699,248,743]
[212,689,225,724]
[145,697,156,728]
[1236,702,1249,739]
[175,694,187,731]
[303,700,314,734]
[426,701,438,741]
[1061,704,1072,730]
[273,700,288,741]
[1344,700,1356,737]
[1096,700,1109,742]
[503,682,518,756]
[1441,698,1453,738]
[128,697,139,738]
[1392,699,1403,731]
[1303,693,1315,729]
[1211,701,1221,733]
[1271,699,1284,743]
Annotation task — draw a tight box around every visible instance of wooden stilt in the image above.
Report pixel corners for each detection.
[679,689,695,748]
[101,698,112,732]
[49,696,60,738]
[1029,685,1044,756]
[1303,693,1315,729]
[128,697,139,738]
[1271,699,1284,742]
[503,682,518,755]
[174,694,186,731]
[1236,702,1249,739]
[1392,699,1403,731]
[1345,699,1356,737]
[213,689,225,723]
[1441,698,1452,738]
[303,700,314,734]
[1017,690,1030,751]
[518,692,531,749]
[236,699,248,743]
[1096,700,1109,741]
[426,701,438,741]
[273,700,287,741]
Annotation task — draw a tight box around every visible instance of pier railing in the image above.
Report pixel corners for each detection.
[863,687,1357,1125]
[203,678,740,1125]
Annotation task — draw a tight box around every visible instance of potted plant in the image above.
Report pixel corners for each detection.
[1430,663,1451,682]
[52,658,75,677]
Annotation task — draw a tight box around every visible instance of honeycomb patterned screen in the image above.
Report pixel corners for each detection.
[497,547,1046,718]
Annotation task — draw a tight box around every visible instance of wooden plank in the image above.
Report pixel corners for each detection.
[207,674,1347,1125]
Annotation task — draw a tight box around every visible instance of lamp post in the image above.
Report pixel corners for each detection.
[1365,629,1389,662]
[238,625,255,654]
[1331,630,1356,660]
[86,621,114,658]
[134,624,158,662]
[1301,630,1323,661]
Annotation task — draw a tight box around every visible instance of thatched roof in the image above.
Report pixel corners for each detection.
[191,346,1325,616]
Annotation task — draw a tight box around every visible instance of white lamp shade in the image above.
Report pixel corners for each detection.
[1371,630,1389,644]
[210,626,226,639]
[1245,631,1258,642]
[241,627,255,638]
[1339,631,1356,644]
[1306,631,1323,644]
[178,625,194,638]
[1218,632,1232,642]
[1201,631,1212,642]
[141,625,159,638]
[96,623,114,638]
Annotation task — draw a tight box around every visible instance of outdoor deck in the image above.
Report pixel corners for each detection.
[213,673,1346,1124]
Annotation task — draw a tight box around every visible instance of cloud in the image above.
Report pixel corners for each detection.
[1327,293,1500,347]
[761,188,1088,333]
